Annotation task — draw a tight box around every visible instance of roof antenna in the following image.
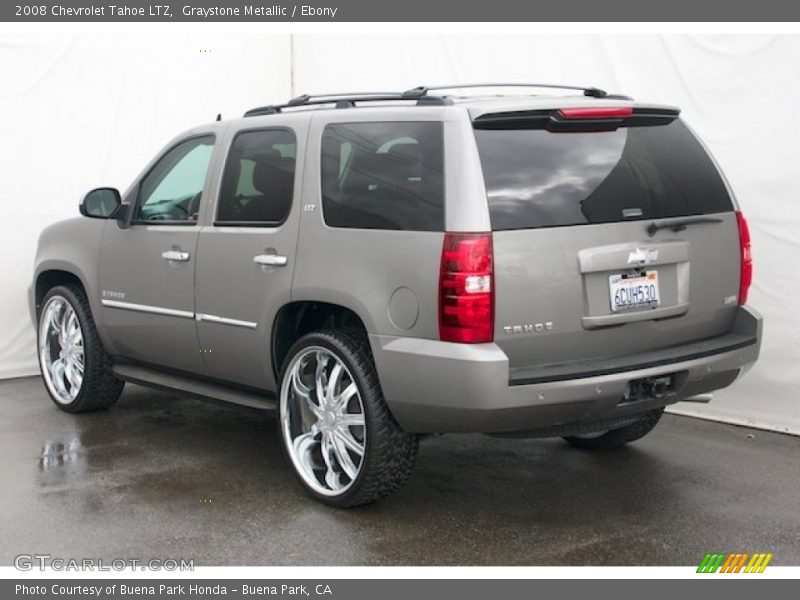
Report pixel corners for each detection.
[216,113,221,122]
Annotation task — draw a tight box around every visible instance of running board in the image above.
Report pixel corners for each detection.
[112,364,276,411]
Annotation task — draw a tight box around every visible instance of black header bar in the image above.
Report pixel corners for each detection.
[4,0,800,22]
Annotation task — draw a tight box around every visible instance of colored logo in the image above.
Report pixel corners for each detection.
[697,552,773,573]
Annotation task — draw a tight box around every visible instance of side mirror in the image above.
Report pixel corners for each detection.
[80,187,121,219]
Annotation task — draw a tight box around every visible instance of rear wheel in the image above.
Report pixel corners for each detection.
[563,408,664,449]
[37,285,124,412]
[278,330,418,507]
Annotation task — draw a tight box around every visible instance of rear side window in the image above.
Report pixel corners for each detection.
[217,128,296,225]
[321,122,444,231]
[475,119,733,231]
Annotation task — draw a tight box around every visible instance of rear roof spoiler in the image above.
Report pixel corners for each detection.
[473,106,681,131]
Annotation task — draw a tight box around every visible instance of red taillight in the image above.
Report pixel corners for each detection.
[736,211,753,305]
[558,107,633,119]
[439,232,494,343]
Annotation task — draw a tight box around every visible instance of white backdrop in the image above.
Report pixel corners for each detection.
[0,31,291,377]
[1,32,798,434]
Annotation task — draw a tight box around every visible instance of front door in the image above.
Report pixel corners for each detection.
[194,125,304,390]
[98,134,217,373]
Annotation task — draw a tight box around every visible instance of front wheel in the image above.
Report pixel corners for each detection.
[563,408,664,450]
[278,330,418,507]
[37,285,124,412]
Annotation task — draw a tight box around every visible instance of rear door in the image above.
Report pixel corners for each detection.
[193,124,304,390]
[472,109,742,372]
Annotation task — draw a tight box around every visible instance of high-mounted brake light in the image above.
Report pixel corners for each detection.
[736,211,753,305]
[439,233,494,343]
[558,107,634,119]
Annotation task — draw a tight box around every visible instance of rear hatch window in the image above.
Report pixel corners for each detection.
[474,118,733,231]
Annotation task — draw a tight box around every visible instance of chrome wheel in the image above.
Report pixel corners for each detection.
[38,295,84,404]
[280,346,366,497]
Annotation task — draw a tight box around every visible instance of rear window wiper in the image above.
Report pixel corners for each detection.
[646,216,723,237]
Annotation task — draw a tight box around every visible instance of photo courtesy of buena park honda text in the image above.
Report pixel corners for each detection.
[0,0,799,597]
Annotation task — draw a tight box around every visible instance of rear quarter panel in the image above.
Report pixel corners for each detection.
[292,108,480,339]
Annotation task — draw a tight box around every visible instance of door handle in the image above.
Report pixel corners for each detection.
[161,250,190,262]
[253,253,288,267]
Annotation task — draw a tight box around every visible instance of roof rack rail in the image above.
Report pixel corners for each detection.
[243,91,451,117]
[242,84,626,118]
[402,83,610,98]
[243,105,281,117]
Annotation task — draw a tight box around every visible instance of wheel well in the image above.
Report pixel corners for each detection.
[35,270,84,317]
[272,302,368,376]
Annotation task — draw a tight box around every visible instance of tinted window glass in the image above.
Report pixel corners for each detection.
[475,119,733,231]
[136,136,215,223]
[321,122,444,231]
[217,129,296,224]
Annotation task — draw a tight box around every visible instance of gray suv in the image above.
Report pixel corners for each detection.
[30,84,762,507]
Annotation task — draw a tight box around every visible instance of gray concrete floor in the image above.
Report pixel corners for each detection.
[1,376,798,566]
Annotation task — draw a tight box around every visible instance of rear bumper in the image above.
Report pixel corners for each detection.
[369,306,762,434]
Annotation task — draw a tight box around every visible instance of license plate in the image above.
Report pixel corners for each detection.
[609,271,660,312]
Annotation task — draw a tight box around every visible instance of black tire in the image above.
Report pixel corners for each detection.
[563,408,664,450]
[37,285,124,413]
[278,329,418,507]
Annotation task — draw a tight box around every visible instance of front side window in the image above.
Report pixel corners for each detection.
[216,129,297,224]
[135,135,215,223]
[321,122,445,231]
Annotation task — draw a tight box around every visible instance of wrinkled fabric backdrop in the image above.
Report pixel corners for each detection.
[1,32,797,433]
